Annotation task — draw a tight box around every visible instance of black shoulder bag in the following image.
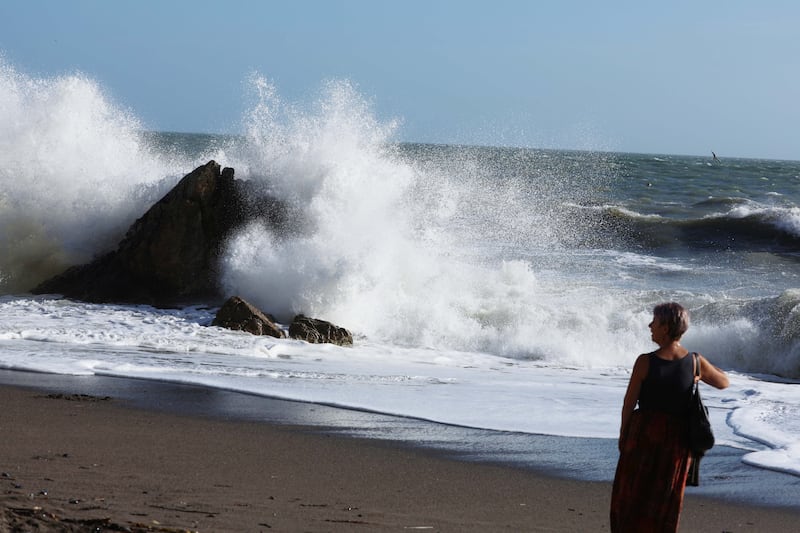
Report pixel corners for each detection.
[687,352,714,486]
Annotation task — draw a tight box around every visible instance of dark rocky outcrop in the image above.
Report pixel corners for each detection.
[32,161,287,306]
[289,314,353,346]
[31,161,355,345]
[211,296,285,338]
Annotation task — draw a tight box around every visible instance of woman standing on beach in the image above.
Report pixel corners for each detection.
[610,302,729,532]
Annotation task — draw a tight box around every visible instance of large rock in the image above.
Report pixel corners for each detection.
[289,314,353,346]
[212,296,285,338]
[32,161,287,306]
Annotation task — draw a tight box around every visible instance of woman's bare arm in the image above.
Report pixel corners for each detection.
[619,353,649,450]
[698,354,729,389]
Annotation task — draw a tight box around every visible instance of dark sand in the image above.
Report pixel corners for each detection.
[1,377,799,532]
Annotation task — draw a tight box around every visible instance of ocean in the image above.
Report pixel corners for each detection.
[2,65,800,503]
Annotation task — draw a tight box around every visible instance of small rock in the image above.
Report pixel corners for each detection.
[212,296,285,338]
[289,315,353,346]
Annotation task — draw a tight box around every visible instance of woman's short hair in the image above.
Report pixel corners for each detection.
[653,302,690,340]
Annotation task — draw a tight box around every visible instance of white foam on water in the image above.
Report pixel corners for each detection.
[0,295,795,476]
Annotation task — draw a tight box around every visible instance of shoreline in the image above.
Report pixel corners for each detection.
[1,369,798,507]
[1,370,799,531]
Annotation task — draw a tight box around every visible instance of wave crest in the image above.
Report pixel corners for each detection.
[582,202,800,254]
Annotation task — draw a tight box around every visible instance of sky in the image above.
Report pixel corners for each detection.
[1,0,798,160]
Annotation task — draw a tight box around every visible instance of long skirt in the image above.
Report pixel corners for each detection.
[610,409,692,533]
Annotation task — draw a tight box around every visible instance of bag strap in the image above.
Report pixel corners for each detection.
[692,352,701,390]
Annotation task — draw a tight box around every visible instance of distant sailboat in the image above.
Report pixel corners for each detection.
[712,151,720,163]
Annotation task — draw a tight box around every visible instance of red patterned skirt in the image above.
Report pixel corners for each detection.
[610,409,692,533]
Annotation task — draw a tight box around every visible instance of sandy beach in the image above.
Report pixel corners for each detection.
[1,379,799,532]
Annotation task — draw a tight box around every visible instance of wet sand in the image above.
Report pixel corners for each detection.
[1,379,798,532]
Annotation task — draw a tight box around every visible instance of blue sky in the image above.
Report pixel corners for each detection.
[1,1,798,160]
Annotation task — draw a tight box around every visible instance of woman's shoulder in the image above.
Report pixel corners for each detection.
[631,352,652,378]
[635,351,657,365]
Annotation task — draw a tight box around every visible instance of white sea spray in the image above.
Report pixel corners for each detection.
[0,59,201,292]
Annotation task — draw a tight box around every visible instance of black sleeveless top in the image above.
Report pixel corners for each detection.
[637,352,694,416]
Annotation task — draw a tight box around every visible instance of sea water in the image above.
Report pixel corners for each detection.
[2,60,800,486]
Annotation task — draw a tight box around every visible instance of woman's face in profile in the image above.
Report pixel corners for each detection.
[648,316,669,344]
